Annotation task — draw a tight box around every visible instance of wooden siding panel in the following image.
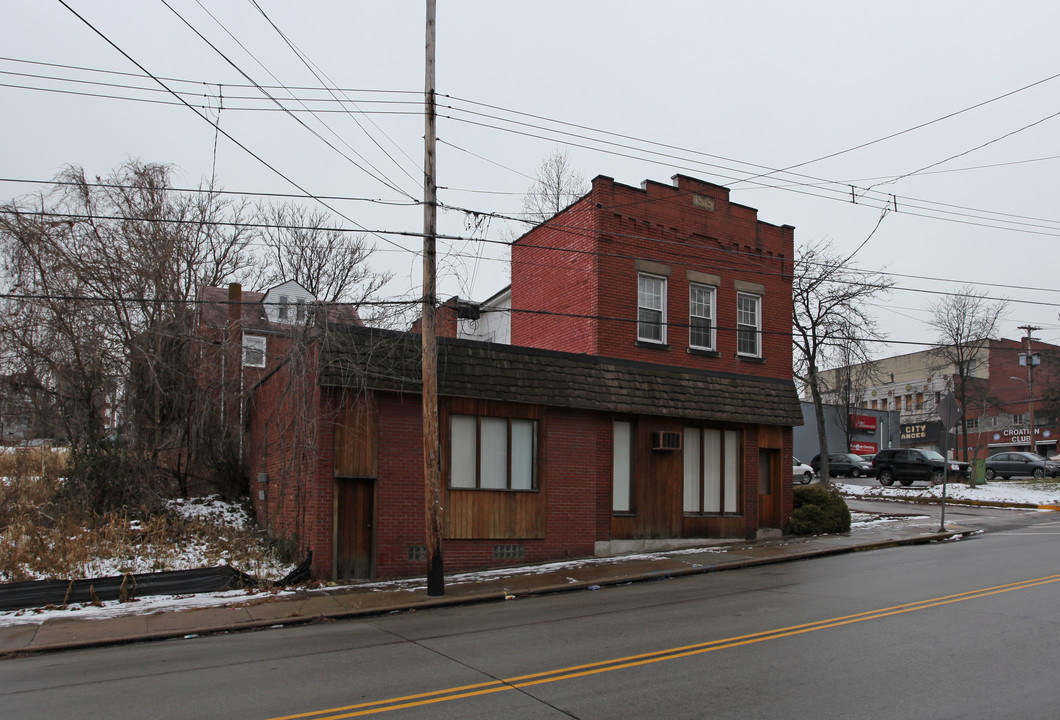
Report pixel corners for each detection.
[333,392,378,478]
[444,490,545,539]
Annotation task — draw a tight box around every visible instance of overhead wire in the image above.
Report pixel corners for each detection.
[54,0,419,262]
[246,0,423,188]
[159,0,417,201]
[5,55,1059,238]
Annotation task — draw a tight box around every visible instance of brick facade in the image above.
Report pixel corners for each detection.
[240,173,801,581]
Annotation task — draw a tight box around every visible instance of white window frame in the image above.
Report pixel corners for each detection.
[449,414,538,491]
[688,283,716,351]
[242,335,266,368]
[637,273,667,344]
[277,295,289,321]
[736,292,762,357]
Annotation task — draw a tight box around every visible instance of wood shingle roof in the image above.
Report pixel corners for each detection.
[319,326,802,427]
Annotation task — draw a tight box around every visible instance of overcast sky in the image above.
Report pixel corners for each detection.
[3,1,1059,358]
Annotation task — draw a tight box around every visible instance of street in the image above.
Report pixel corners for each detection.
[4,507,1060,719]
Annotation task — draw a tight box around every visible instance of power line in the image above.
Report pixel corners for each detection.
[0,175,419,206]
[246,0,423,189]
[55,0,418,261]
[159,0,417,201]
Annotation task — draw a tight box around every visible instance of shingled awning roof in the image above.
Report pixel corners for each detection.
[319,326,802,427]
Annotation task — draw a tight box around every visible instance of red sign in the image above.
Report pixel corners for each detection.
[851,414,878,431]
[850,441,878,454]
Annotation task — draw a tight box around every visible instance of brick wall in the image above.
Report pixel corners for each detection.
[512,175,794,380]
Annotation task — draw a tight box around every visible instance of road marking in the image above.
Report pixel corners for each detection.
[264,573,1060,719]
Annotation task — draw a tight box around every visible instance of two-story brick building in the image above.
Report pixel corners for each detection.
[239,174,802,581]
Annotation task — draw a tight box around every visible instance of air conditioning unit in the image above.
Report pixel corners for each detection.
[652,431,682,451]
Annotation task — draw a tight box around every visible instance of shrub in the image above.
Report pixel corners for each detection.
[789,485,851,535]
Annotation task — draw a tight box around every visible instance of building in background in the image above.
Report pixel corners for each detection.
[817,337,1060,460]
[793,401,900,463]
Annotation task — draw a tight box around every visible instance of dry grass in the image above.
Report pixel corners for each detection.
[0,462,292,584]
[0,446,67,478]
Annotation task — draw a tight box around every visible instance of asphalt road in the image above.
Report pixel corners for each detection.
[4,515,1060,719]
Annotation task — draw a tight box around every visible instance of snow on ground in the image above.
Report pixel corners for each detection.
[836,480,1060,507]
[3,482,1057,628]
[165,495,255,528]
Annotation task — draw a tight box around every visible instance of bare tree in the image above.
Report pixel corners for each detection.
[793,239,894,483]
[928,287,1007,463]
[0,161,264,509]
[254,202,391,309]
[824,346,881,455]
[521,147,589,224]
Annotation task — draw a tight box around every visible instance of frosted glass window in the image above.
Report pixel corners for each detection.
[448,414,537,491]
[683,427,740,515]
[683,426,700,512]
[613,421,632,512]
[480,417,508,489]
[449,415,477,488]
[724,430,740,513]
[511,420,535,490]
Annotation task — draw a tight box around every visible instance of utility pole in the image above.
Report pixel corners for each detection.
[422,0,444,597]
[1018,325,1041,455]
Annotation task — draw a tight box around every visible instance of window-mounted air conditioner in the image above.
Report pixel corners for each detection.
[651,431,682,451]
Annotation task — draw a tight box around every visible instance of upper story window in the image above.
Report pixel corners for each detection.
[688,283,716,351]
[242,334,266,368]
[277,295,290,321]
[637,274,667,343]
[450,414,537,490]
[736,292,761,357]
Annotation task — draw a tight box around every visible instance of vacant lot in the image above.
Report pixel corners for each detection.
[0,447,294,584]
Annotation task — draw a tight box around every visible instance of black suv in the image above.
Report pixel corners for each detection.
[872,448,970,486]
[810,453,875,478]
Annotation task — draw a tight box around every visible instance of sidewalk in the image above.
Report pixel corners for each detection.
[0,508,968,657]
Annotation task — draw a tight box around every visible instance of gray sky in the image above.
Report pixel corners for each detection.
[3,1,1059,357]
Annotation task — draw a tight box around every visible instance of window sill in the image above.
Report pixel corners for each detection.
[635,340,670,351]
[687,348,720,358]
[736,354,765,364]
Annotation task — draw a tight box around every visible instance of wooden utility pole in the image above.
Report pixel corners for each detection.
[1018,325,1041,455]
[422,0,444,597]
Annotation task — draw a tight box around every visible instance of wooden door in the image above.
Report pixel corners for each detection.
[335,477,374,580]
[757,449,781,528]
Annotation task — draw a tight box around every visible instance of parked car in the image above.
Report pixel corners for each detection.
[792,457,815,484]
[810,452,875,478]
[860,453,876,464]
[872,448,970,486]
[984,452,1060,480]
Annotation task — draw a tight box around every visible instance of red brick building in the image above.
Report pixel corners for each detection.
[239,174,802,581]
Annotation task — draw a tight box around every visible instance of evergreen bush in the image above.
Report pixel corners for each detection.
[789,485,851,535]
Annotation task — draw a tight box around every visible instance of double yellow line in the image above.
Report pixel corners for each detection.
[266,573,1060,719]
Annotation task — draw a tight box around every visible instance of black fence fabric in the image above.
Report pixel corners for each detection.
[0,552,312,612]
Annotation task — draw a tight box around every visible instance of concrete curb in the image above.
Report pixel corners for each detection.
[0,527,977,658]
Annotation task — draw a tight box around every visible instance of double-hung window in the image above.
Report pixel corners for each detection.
[688,283,716,351]
[242,335,266,368]
[683,427,741,514]
[637,274,667,343]
[736,292,761,357]
[450,415,537,490]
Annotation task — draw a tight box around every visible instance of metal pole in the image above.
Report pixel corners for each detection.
[939,421,947,532]
[422,0,444,597]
